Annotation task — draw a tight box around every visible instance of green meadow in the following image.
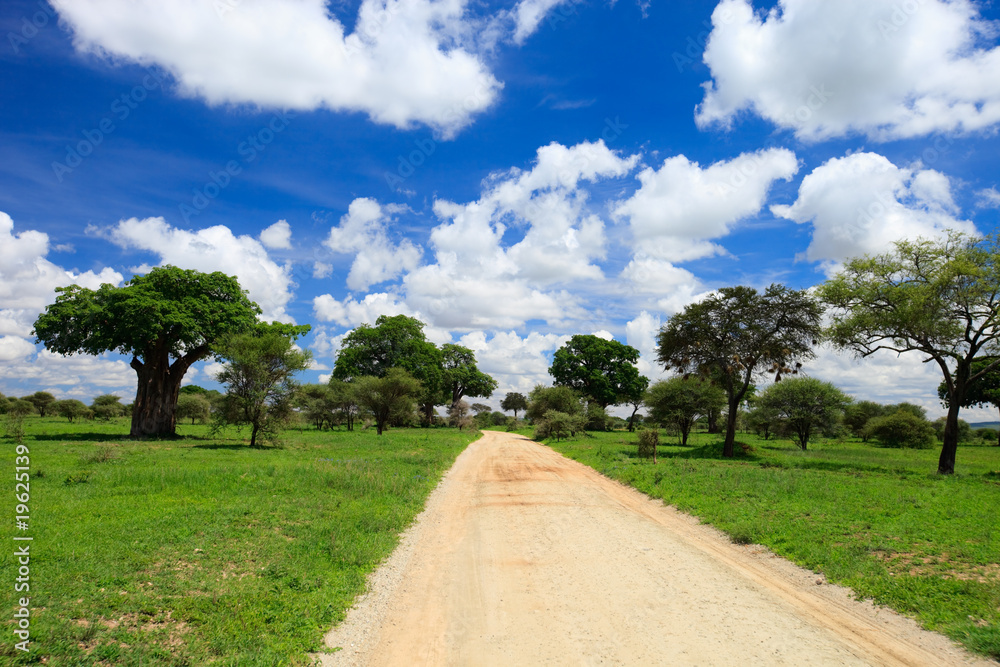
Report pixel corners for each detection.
[1,417,479,666]
[546,430,1000,659]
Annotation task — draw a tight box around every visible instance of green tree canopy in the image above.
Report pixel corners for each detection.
[352,368,423,435]
[843,400,888,442]
[549,334,643,408]
[333,315,443,424]
[52,399,91,422]
[33,266,262,437]
[176,393,212,425]
[755,377,850,450]
[657,284,823,457]
[818,232,1000,473]
[91,394,127,421]
[500,392,528,418]
[526,385,584,423]
[24,391,56,417]
[214,324,312,447]
[645,377,726,445]
[440,344,497,410]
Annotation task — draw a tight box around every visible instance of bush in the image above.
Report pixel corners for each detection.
[865,410,936,449]
[533,410,585,441]
[932,416,973,443]
[974,427,999,445]
[585,404,611,432]
[637,429,658,460]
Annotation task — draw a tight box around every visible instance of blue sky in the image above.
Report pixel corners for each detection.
[2,0,999,419]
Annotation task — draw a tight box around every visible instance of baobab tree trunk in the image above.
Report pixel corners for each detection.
[129,343,203,438]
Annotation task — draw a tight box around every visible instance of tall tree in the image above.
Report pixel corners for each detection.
[645,377,725,445]
[549,334,643,408]
[214,324,311,447]
[622,374,650,432]
[657,284,823,457]
[938,357,1000,446]
[33,266,261,437]
[754,377,850,450]
[818,232,1000,474]
[440,344,497,410]
[333,315,443,425]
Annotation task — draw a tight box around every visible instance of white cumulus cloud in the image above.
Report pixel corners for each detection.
[260,220,292,249]
[51,0,502,137]
[324,198,422,291]
[771,152,977,272]
[108,216,295,322]
[697,0,1000,141]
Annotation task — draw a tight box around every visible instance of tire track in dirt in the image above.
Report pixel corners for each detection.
[317,431,994,666]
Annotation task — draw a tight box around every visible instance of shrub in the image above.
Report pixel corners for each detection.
[637,429,658,461]
[932,416,973,443]
[865,410,936,449]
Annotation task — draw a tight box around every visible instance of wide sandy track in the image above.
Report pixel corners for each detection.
[317,431,995,666]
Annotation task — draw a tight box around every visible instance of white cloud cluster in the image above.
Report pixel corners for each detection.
[324,198,422,291]
[260,220,292,249]
[457,329,568,395]
[51,0,501,137]
[404,140,637,329]
[772,152,977,272]
[108,217,295,322]
[0,211,123,338]
[614,148,799,262]
[697,0,1000,141]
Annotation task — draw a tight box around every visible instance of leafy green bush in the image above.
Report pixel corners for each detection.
[865,410,936,448]
[636,429,658,460]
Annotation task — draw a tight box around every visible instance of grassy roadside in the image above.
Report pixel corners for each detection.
[1,417,479,666]
[546,430,1000,660]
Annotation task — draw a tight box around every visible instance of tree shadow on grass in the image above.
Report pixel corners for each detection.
[622,440,763,463]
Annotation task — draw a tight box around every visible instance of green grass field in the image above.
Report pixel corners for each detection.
[1,417,479,666]
[545,429,1000,659]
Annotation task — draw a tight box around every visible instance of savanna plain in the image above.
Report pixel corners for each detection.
[1,416,998,666]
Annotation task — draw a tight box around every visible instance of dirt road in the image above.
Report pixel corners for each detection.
[319,431,993,666]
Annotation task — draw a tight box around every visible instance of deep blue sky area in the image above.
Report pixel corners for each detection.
[2,0,999,420]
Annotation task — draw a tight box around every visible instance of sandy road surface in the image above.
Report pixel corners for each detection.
[318,431,994,666]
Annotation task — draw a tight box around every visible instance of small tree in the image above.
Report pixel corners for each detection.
[755,377,850,450]
[843,400,888,442]
[328,379,360,431]
[352,368,423,435]
[526,385,584,423]
[214,325,312,447]
[92,394,127,421]
[745,402,780,440]
[448,400,474,430]
[657,284,823,457]
[645,377,726,445]
[52,399,91,422]
[25,391,56,417]
[500,392,528,419]
[176,393,211,425]
[637,429,658,462]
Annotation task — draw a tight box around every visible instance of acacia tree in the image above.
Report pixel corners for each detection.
[352,368,423,435]
[755,377,850,450]
[550,335,644,409]
[819,232,1000,474]
[33,266,261,437]
[644,377,725,445]
[441,344,497,411]
[214,324,311,447]
[938,357,1000,446]
[333,315,443,425]
[500,392,528,419]
[657,284,823,457]
[25,391,55,417]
